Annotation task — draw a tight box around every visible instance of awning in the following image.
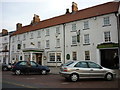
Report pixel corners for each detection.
[97,42,118,49]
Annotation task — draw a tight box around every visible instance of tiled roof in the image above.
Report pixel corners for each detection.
[11,2,120,36]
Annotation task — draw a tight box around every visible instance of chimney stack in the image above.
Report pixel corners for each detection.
[31,14,40,25]
[66,9,70,14]
[2,29,8,35]
[16,23,22,30]
[72,2,78,12]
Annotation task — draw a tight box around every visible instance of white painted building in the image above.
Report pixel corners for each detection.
[10,1,120,68]
[0,29,15,64]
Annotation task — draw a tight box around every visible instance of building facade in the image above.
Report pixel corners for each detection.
[0,29,15,64]
[10,1,120,68]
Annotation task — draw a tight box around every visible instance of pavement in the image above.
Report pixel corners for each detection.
[49,66,120,78]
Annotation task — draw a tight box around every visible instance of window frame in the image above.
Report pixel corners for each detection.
[104,31,111,42]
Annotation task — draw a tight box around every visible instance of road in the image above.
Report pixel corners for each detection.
[2,71,120,89]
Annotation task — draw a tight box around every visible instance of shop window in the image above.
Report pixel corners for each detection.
[85,51,90,60]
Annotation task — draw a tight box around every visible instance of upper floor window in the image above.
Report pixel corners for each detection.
[84,21,89,30]
[23,34,26,40]
[103,17,110,26]
[84,34,90,44]
[46,29,49,36]
[104,31,111,42]
[56,39,60,47]
[37,31,41,38]
[38,42,41,48]
[18,36,20,41]
[56,27,60,34]
[23,44,26,49]
[17,44,21,50]
[12,37,15,43]
[72,24,76,32]
[72,36,77,45]
[30,33,33,39]
[4,37,7,41]
[46,40,50,48]
[12,45,14,51]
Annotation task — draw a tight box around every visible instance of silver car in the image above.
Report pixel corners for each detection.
[59,60,116,82]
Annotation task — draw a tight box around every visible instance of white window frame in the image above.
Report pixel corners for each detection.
[72,52,77,60]
[56,27,60,34]
[23,34,26,40]
[30,32,33,39]
[49,52,62,62]
[85,51,90,60]
[103,16,110,26]
[37,31,41,38]
[38,42,41,48]
[46,40,50,48]
[56,39,60,47]
[84,34,90,44]
[46,29,49,36]
[72,24,76,32]
[84,21,89,30]
[72,36,77,45]
[104,31,111,42]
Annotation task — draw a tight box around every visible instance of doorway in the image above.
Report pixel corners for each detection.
[100,49,118,69]
[36,53,42,65]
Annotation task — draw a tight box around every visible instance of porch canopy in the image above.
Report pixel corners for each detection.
[22,43,44,61]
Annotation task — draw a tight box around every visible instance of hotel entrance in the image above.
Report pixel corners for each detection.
[36,53,42,65]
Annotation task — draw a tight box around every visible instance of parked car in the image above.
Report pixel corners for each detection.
[12,61,50,75]
[59,60,116,82]
[2,63,12,71]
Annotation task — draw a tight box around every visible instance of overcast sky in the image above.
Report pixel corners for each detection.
[1,0,117,32]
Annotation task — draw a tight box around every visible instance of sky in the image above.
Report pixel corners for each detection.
[0,0,118,32]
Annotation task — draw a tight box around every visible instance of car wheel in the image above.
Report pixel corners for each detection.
[3,67,8,71]
[70,74,79,82]
[41,70,47,75]
[105,73,113,81]
[15,70,21,75]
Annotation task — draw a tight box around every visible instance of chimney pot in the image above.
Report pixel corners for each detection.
[31,14,40,25]
[66,9,70,14]
[2,29,8,35]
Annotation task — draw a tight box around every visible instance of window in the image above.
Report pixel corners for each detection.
[17,44,21,50]
[57,53,61,61]
[56,39,60,47]
[72,24,76,32]
[12,37,15,43]
[46,40,50,48]
[75,62,88,68]
[37,31,41,38]
[23,44,26,49]
[49,52,62,62]
[18,62,27,66]
[49,53,55,61]
[56,27,60,34]
[12,45,14,51]
[88,62,101,69]
[84,34,90,44]
[46,29,49,36]
[104,31,111,42]
[73,52,77,60]
[84,21,89,30]
[72,36,77,45]
[103,17,110,26]
[30,33,33,39]
[85,51,90,60]
[18,36,20,41]
[23,34,26,40]
[38,42,41,48]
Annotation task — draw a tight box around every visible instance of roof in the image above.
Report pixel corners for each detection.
[11,2,120,36]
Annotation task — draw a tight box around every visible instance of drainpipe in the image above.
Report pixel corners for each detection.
[63,23,66,64]
[115,12,120,69]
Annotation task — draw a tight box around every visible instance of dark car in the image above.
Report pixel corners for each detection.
[12,61,50,75]
[2,63,12,71]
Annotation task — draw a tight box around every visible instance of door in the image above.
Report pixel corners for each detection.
[74,61,90,77]
[36,53,42,65]
[87,62,106,78]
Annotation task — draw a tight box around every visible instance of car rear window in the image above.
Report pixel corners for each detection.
[63,61,74,66]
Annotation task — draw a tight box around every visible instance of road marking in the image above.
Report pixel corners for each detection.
[3,81,36,88]
[61,82,69,85]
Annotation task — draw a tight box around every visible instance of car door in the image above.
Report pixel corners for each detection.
[30,61,39,74]
[17,61,28,73]
[74,61,90,77]
[87,62,106,78]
